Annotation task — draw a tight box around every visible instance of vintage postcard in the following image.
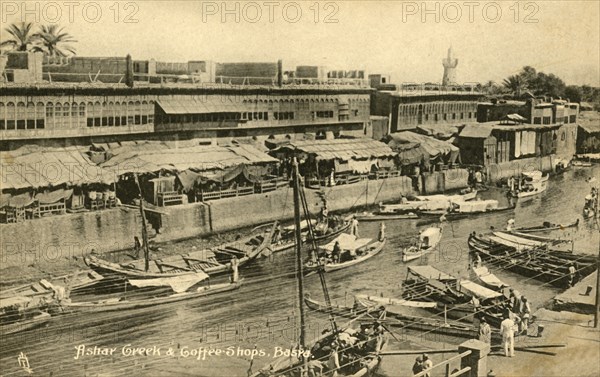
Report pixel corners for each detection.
[0,1,599,376]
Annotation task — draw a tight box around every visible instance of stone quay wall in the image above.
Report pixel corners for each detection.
[0,172,469,268]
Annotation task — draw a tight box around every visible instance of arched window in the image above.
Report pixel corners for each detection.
[6,102,15,129]
[134,101,142,124]
[26,102,36,129]
[17,102,26,129]
[36,102,45,129]
[128,101,135,125]
[0,102,5,130]
[54,103,62,128]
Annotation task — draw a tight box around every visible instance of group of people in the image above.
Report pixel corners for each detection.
[307,322,386,377]
[498,289,532,357]
[468,168,486,189]
[583,186,598,219]
[411,353,433,376]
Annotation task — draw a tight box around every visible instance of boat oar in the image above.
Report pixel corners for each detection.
[379,348,457,356]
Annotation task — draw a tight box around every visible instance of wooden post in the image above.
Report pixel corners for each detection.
[458,339,490,377]
[594,189,600,328]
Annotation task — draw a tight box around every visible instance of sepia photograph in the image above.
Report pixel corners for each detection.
[0,1,599,376]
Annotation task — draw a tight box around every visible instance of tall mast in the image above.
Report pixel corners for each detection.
[292,158,307,348]
[134,173,151,272]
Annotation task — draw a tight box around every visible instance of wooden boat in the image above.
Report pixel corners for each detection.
[467,234,597,288]
[0,310,51,335]
[270,219,351,254]
[513,219,579,233]
[572,160,592,167]
[304,234,386,273]
[401,266,507,327]
[354,294,437,309]
[379,190,478,214]
[0,270,104,300]
[354,211,419,221]
[509,171,548,198]
[253,158,386,377]
[417,203,514,223]
[306,295,502,341]
[471,266,509,291]
[85,222,277,279]
[0,296,52,335]
[61,279,241,313]
[401,226,443,262]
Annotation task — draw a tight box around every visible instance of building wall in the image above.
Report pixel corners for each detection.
[0,94,155,141]
[395,101,478,131]
[485,155,554,182]
[0,91,370,143]
[421,169,469,194]
[0,207,144,268]
[0,176,417,267]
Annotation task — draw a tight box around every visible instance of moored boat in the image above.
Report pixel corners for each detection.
[401,226,443,263]
[1,296,52,335]
[304,234,386,273]
[85,222,277,279]
[471,265,510,291]
[513,219,579,233]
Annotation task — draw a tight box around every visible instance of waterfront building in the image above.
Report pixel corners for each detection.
[1,52,372,151]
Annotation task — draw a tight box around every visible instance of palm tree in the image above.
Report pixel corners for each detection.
[34,24,77,57]
[502,75,526,97]
[0,22,43,53]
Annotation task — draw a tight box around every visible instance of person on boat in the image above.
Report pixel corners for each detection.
[332,241,341,263]
[320,203,329,222]
[351,216,360,237]
[506,219,515,232]
[519,296,531,334]
[422,353,433,377]
[134,236,141,258]
[412,356,424,376]
[478,317,492,344]
[568,263,577,287]
[500,313,515,357]
[378,222,386,241]
[474,253,483,268]
[327,341,340,377]
[474,170,483,188]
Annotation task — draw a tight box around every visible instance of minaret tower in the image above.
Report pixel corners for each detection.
[442,47,458,86]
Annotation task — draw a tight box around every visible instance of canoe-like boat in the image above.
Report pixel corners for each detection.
[61,279,242,313]
[401,226,443,262]
[0,310,51,335]
[252,313,387,377]
[354,294,437,309]
[354,212,419,221]
[306,295,500,341]
[270,220,351,254]
[572,160,592,167]
[467,234,597,288]
[85,222,277,279]
[514,219,580,234]
[304,235,386,273]
[376,190,478,214]
[472,266,509,291]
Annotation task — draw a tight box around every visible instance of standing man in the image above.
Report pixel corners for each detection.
[568,263,577,287]
[422,354,433,377]
[378,222,386,241]
[500,314,515,357]
[478,317,492,345]
[328,341,340,377]
[520,296,531,334]
[351,216,360,237]
[412,356,423,376]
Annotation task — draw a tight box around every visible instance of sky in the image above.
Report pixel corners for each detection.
[2,0,599,86]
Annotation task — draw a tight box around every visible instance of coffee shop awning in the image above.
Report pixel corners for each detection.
[157,98,268,115]
[1,146,114,191]
[390,142,429,165]
[270,138,396,161]
[388,132,459,163]
[100,143,278,176]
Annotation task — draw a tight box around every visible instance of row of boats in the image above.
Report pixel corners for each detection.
[1,163,595,377]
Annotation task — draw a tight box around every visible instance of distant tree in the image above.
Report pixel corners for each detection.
[519,66,537,87]
[502,75,526,97]
[564,86,583,103]
[34,24,77,57]
[0,22,43,53]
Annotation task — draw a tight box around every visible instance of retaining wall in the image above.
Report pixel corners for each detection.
[0,175,468,268]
